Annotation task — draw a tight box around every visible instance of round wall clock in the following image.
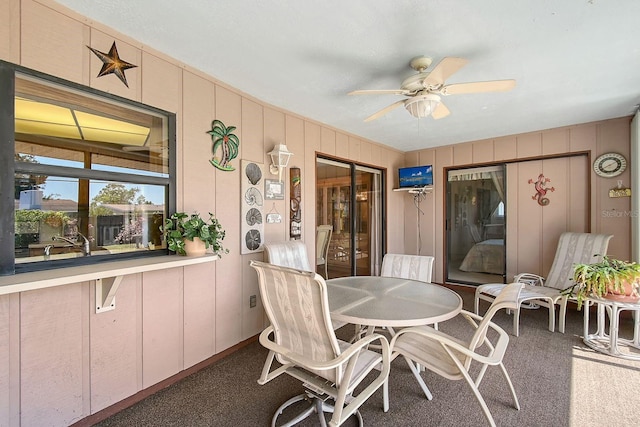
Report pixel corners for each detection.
[593,152,627,178]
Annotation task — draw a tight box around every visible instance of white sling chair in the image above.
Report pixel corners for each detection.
[474,232,612,336]
[372,253,435,336]
[264,241,312,271]
[381,253,434,283]
[264,241,346,331]
[316,225,333,279]
[251,260,391,427]
[390,282,523,427]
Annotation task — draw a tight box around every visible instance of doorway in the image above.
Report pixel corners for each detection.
[316,157,384,278]
[446,165,506,285]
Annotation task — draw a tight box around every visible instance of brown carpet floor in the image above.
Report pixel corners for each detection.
[93,290,640,427]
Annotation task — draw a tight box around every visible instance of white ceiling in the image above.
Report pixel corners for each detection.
[55,0,640,152]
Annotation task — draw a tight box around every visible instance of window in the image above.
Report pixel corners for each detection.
[0,61,176,275]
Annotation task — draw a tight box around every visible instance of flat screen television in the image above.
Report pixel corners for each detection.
[398,165,433,188]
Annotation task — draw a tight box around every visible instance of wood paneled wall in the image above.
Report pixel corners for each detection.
[404,118,632,283]
[0,1,405,425]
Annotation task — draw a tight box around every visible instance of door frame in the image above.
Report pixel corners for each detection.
[316,154,387,276]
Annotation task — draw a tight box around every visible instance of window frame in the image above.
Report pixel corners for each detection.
[0,60,177,276]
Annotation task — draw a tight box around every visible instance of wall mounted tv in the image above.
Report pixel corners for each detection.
[398,165,433,188]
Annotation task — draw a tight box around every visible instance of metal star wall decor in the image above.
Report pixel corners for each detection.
[87,41,137,87]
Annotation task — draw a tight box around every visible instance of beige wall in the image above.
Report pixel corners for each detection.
[0,1,405,425]
[404,118,633,283]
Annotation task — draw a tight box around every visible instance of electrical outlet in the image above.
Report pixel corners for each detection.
[250,294,257,308]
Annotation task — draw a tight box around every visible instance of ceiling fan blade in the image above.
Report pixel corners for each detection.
[364,100,405,122]
[349,89,411,96]
[422,57,468,87]
[431,102,450,120]
[441,79,516,95]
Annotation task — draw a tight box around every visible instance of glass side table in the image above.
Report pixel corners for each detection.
[582,297,640,360]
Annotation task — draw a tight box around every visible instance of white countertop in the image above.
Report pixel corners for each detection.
[0,254,218,295]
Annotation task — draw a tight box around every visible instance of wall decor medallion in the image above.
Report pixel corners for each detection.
[528,173,555,206]
[593,152,627,178]
[207,120,240,171]
[87,42,137,87]
[290,167,302,239]
[241,160,264,254]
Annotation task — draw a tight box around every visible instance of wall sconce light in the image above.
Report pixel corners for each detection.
[268,144,293,182]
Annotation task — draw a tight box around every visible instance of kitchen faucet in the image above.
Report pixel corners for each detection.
[53,234,91,256]
[77,233,91,256]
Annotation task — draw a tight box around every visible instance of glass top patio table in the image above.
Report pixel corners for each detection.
[326,276,463,328]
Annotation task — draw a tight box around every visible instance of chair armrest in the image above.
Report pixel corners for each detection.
[390,323,507,366]
[514,273,545,286]
[259,326,390,371]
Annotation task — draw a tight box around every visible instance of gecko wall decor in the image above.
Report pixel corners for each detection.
[529,173,555,206]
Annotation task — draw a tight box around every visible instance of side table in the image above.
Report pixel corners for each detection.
[582,297,640,360]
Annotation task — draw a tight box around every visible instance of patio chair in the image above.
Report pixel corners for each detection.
[380,253,434,283]
[390,282,524,427]
[357,253,436,339]
[474,232,612,336]
[316,225,333,279]
[251,260,391,427]
[264,241,346,331]
[264,241,312,271]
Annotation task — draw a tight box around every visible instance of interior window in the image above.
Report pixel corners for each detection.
[2,65,175,274]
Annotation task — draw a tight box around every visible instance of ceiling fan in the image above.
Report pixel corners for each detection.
[348,56,516,122]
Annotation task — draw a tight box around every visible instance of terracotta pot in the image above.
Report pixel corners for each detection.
[604,278,640,304]
[183,237,207,256]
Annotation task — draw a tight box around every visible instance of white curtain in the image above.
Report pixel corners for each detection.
[490,171,505,202]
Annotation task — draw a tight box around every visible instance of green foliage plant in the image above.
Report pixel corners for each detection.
[161,212,227,256]
[565,255,640,309]
[15,210,70,230]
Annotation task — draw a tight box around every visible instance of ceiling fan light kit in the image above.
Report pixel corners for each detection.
[404,94,441,119]
[349,56,516,122]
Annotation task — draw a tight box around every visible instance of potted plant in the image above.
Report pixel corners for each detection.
[162,212,227,256]
[565,255,640,309]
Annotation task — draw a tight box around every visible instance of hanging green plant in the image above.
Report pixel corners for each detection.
[207,119,239,171]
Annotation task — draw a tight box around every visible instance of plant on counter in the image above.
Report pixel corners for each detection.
[564,255,640,309]
[161,212,228,256]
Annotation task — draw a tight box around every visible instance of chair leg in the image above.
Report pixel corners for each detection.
[315,398,328,427]
[383,378,389,413]
[271,394,316,427]
[546,299,556,333]
[513,307,520,337]
[403,356,433,400]
[558,301,567,333]
[459,366,498,427]
[499,362,521,410]
[474,291,481,315]
[324,263,328,280]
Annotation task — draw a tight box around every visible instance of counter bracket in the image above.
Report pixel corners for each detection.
[95,275,123,313]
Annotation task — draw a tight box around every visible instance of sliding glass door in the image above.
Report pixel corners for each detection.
[316,158,383,278]
[446,165,506,285]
